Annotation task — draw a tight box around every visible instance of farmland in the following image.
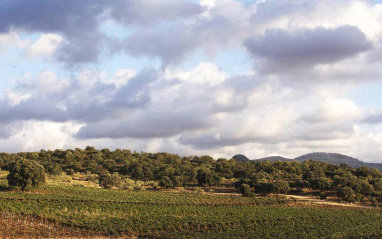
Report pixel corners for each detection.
[2,148,382,238]
[0,185,381,238]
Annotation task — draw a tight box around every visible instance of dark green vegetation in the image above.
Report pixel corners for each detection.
[0,185,381,238]
[1,147,382,203]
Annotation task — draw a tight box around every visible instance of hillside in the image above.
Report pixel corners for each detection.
[254,152,382,170]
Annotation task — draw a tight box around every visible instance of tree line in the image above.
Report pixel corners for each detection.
[1,147,382,204]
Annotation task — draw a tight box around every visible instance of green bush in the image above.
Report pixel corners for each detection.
[99,172,123,189]
[66,168,75,176]
[7,159,46,191]
[318,192,327,200]
[337,186,356,202]
[239,183,253,197]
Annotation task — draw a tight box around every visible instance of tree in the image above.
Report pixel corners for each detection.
[159,175,184,189]
[358,180,375,196]
[7,159,46,191]
[293,179,309,193]
[337,186,356,202]
[159,176,174,189]
[254,181,273,195]
[197,168,218,186]
[272,180,290,195]
[310,177,331,192]
[45,162,62,176]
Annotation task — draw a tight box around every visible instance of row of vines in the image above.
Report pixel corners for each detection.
[0,186,381,238]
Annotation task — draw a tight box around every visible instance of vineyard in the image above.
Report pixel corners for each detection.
[0,185,382,238]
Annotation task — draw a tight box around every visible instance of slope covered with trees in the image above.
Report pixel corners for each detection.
[0,147,382,204]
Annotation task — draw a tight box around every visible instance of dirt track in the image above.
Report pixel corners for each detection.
[284,194,373,208]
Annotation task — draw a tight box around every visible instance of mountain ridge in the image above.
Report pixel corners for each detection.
[233,152,382,170]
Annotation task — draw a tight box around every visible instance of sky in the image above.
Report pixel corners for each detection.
[1,0,382,162]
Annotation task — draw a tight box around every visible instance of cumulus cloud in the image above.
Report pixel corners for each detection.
[106,0,203,26]
[0,0,203,65]
[1,0,382,163]
[26,34,64,58]
[301,99,362,124]
[0,31,28,51]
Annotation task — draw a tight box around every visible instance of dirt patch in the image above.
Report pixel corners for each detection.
[284,194,374,208]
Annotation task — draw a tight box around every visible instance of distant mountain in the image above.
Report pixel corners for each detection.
[232,154,250,163]
[295,153,363,167]
[239,152,382,171]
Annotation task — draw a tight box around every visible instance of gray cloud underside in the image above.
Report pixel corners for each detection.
[0,0,203,65]
[362,114,382,124]
[0,0,374,68]
[0,69,157,123]
[245,25,372,71]
[1,0,382,157]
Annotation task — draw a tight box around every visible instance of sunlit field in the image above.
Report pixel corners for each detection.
[0,185,381,238]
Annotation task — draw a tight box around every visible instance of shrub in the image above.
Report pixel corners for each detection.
[234,178,253,189]
[194,187,205,194]
[318,192,327,200]
[239,183,253,197]
[7,159,46,191]
[99,172,123,189]
[159,176,174,189]
[66,169,75,176]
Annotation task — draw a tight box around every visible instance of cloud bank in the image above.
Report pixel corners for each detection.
[1,0,382,162]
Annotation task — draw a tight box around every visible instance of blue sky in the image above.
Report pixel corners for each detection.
[1,0,382,162]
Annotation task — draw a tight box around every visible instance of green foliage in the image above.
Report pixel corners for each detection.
[196,168,221,186]
[44,163,62,176]
[239,183,253,197]
[1,147,382,201]
[310,177,331,192]
[0,186,381,238]
[234,178,253,189]
[272,180,290,194]
[254,182,274,195]
[99,172,123,189]
[159,176,174,189]
[7,159,46,191]
[337,187,356,202]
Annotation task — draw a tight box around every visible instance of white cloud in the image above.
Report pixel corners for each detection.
[1,0,382,163]
[0,121,81,152]
[302,99,362,124]
[164,62,226,86]
[0,31,29,51]
[4,89,32,106]
[26,34,64,58]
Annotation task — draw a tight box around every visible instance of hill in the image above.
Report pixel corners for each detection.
[253,152,382,170]
[232,154,250,162]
